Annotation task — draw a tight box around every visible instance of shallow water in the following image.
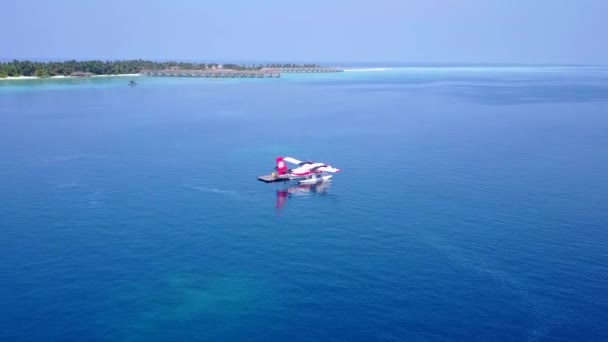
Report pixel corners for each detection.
[1,67,608,341]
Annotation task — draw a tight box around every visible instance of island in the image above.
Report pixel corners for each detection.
[0,60,343,79]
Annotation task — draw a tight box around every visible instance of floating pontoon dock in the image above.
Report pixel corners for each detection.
[257,174,293,183]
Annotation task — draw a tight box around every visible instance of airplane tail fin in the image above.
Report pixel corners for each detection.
[275,157,288,175]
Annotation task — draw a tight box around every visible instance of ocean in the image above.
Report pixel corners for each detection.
[1,67,607,341]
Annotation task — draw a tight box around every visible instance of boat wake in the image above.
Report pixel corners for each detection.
[187,185,239,196]
[185,185,256,202]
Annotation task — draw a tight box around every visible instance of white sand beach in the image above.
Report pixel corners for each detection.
[0,74,141,81]
[92,74,140,78]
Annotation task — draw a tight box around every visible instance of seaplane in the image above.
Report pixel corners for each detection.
[258,157,341,185]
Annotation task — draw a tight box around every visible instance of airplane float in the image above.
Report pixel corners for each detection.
[258,156,341,185]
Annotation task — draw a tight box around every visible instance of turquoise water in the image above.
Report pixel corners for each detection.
[1,67,608,341]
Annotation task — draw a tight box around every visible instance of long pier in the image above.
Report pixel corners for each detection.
[140,69,280,78]
[139,67,343,78]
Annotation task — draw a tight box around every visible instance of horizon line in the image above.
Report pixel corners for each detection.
[1,57,607,67]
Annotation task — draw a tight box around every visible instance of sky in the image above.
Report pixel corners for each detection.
[2,0,607,64]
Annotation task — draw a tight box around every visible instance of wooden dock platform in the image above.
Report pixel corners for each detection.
[258,174,292,183]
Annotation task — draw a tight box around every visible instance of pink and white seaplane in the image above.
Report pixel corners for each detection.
[258,156,341,185]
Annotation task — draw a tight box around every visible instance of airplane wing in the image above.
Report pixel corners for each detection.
[284,157,305,165]
[283,157,339,172]
[314,165,341,173]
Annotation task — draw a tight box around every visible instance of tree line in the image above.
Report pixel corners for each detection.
[0,60,322,78]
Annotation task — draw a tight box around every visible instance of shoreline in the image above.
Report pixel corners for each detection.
[0,74,140,81]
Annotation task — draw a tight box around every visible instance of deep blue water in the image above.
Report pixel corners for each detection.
[1,67,608,341]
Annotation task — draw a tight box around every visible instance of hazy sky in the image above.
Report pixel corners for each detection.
[2,0,606,64]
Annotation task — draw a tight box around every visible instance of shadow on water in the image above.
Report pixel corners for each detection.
[275,181,332,215]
